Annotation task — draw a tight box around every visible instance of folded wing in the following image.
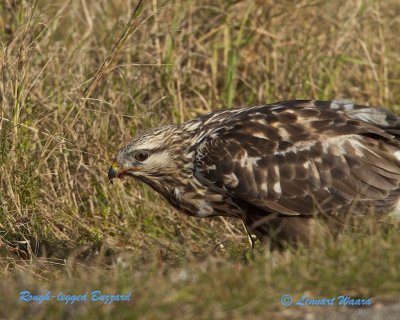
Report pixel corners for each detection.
[194,100,400,216]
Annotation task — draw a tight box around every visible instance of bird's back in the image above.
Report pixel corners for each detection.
[191,100,400,244]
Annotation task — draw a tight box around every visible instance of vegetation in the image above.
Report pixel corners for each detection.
[1,0,400,318]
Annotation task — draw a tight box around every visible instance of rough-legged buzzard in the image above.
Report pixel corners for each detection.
[109,100,400,245]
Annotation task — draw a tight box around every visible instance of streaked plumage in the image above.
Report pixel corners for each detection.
[109,100,400,245]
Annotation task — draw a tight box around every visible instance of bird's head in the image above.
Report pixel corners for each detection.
[108,125,195,193]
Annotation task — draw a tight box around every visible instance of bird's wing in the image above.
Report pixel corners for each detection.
[194,100,400,216]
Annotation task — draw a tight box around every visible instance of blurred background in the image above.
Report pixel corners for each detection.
[1,0,400,318]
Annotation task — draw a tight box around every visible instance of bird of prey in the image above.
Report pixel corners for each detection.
[108,100,400,246]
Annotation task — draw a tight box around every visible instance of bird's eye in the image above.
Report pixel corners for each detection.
[135,150,149,162]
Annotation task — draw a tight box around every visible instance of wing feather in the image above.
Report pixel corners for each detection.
[194,101,400,217]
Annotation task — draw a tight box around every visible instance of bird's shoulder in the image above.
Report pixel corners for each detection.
[190,100,400,216]
[189,99,399,145]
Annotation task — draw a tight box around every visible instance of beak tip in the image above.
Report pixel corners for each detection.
[108,162,119,182]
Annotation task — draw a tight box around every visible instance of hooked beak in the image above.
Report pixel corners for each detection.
[108,161,120,183]
[108,161,142,184]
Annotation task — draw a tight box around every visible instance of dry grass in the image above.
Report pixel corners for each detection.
[1,0,400,318]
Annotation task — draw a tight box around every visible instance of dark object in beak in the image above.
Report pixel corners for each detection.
[108,162,119,184]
